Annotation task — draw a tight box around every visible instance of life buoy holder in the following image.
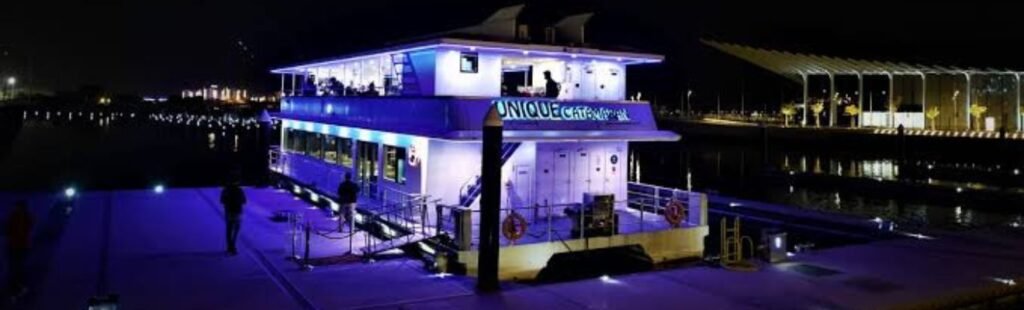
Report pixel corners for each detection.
[664,199,686,227]
[502,212,528,244]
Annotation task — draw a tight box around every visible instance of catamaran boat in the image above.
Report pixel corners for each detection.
[269,5,708,281]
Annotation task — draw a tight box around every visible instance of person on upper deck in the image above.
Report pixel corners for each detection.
[543,71,560,99]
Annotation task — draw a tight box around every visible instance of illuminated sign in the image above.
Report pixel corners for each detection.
[493,99,631,122]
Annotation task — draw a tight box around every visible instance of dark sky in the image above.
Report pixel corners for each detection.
[3,0,1024,100]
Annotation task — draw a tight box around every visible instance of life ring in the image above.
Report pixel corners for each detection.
[664,199,686,227]
[502,212,528,244]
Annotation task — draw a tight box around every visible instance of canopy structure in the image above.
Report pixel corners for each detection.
[703,40,1024,131]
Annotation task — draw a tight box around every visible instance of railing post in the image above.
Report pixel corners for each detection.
[546,201,553,242]
[303,221,312,270]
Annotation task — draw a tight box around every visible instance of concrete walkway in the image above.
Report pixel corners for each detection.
[3,187,1023,309]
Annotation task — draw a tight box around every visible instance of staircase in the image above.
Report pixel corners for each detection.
[390,53,421,96]
[458,142,521,207]
[361,231,431,256]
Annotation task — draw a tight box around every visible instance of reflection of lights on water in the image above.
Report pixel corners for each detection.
[992,277,1017,286]
[788,185,794,194]
[728,202,741,207]
[903,232,934,240]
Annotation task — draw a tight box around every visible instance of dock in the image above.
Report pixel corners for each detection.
[3,186,1022,308]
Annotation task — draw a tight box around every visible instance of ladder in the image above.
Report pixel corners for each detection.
[390,53,421,96]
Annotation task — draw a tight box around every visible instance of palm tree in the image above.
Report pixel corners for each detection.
[810,100,825,127]
[844,104,862,128]
[969,103,988,131]
[780,103,797,127]
[925,106,940,130]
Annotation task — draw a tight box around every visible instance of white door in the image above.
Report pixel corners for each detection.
[589,151,605,194]
[553,151,572,204]
[573,150,591,201]
[512,165,533,210]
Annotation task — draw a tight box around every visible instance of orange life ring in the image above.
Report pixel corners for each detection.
[664,199,686,227]
[502,212,528,244]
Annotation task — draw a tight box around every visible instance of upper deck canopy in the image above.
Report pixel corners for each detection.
[703,39,1024,81]
[271,37,664,75]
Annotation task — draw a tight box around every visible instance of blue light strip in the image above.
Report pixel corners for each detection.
[282,118,426,148]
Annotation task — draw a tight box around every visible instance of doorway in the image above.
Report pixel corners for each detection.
[357,141,379,193]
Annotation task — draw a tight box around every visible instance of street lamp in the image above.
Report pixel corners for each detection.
[5,77,14,86]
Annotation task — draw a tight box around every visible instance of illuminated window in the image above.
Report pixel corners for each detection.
[324,137,339,164]
[460,52,479,73]
[308,133,323,159]
[339,138,353,167]
[287,129,307,155]
[383,145,406,184]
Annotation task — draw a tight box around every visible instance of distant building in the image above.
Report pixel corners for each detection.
[181,84,277,104]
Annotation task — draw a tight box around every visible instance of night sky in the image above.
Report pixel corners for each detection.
[3,0,1024,107]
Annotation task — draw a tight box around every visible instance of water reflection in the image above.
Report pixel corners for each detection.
[633,140,1024,230]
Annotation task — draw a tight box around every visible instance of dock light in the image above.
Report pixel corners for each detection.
[309,191,319,203]
[786,252,795,257]
[154,184,165,194]
[774,236,783,249]
[329,201,340,213]
[599,274,621,284]
[1014,169,1020,176]
[64,187,77,199]
[728,202,741,207]
[6,76,15,86]
[956,187,963,193]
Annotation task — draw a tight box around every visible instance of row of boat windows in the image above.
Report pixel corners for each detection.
[283,129,406,184]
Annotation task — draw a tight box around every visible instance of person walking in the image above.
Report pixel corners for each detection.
[6,200,33,298]
[220,181,246,255]
[336,173,360,231]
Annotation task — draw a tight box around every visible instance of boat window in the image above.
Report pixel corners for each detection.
[287,130,306,155]
[383,145,406,184]
[308,133,323,159]
[324,137,338,164]
[460,52,479,73]
[339,138,353,167]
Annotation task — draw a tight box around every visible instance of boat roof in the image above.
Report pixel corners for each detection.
[270,37,664,74]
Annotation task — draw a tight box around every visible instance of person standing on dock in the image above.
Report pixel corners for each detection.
[5,200,33,298]
[337,173,360,231]
[220,181,246,255]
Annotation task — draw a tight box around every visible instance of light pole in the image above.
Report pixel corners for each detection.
[686,89,693,116]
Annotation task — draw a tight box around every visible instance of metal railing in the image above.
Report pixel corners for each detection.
[283,209,363,270]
